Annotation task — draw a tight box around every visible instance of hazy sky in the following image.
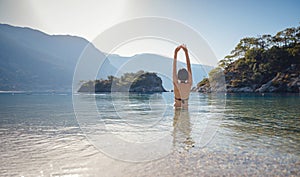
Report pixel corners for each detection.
[0,0,299,62]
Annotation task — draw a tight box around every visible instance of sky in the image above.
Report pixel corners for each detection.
[0,0,299,65]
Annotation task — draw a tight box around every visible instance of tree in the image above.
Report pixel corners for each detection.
[218,55,233,69]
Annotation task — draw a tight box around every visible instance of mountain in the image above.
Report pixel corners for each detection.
[0,24,213,91]
[0,24,115,91]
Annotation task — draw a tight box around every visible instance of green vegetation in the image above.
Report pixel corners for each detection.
[78,70,166,93]
[197,78,209,88]
[197,25,300,93]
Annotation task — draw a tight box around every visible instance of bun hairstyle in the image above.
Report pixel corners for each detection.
[178,68,188,82]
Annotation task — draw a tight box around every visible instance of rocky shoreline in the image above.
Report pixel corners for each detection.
[196,64,300,93]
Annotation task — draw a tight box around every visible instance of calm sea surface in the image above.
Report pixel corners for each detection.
[0,92,299,176]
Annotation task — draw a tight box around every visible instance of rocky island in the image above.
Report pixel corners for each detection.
[78,70,166,93]
[196,25,300,93]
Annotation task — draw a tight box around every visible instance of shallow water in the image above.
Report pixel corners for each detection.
[0,92,299,176]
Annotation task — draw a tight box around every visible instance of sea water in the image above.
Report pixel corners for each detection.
[0,92,299,176]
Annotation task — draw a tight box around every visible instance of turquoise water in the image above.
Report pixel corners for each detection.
[0,92,299,176]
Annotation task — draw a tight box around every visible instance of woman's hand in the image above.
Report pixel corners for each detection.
[175,45,181,53]
[181,44,188,52]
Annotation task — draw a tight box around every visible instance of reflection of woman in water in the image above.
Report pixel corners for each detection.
[173,109,194,150]
[173,45,193,108]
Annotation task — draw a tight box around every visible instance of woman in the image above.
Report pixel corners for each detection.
[173,45,193,108]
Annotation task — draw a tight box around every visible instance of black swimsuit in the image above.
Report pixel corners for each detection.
[175,97,189,104]
[174,81,190,104]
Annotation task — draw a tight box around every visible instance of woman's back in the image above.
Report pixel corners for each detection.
[173,45,193,108]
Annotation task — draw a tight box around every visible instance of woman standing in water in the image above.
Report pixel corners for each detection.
[173,45,193,108]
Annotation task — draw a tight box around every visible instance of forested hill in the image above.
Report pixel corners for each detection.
[197,25,300,93]
[78,70,166,93]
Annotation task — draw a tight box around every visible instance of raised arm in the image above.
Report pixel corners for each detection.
[182,45,193,84]
[173,46,181,82]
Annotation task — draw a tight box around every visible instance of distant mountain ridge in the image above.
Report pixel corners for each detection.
[0,24,212,91]
[0,24,113,91]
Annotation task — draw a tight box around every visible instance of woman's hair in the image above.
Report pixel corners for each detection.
[177,68,188,81]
